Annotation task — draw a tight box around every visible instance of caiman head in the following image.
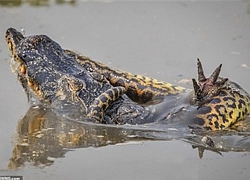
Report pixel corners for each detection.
[6,27,63,102]
[5,27,91,104]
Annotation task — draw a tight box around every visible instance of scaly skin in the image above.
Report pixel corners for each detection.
[64,50,185,104]
[64,50,250,130]
[5,27,250,130]
[5,28,151,125]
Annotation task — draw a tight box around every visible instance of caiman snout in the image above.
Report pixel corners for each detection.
[5,27,24,53]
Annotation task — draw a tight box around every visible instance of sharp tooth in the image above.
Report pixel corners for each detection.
[20,64,26,74]
[11,56,14,63]
[10,57,21,73]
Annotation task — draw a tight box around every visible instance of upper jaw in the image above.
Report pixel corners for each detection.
[5,28,24,48]
[6,28,26,58]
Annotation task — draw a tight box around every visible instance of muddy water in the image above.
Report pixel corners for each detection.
[0,1,250,179]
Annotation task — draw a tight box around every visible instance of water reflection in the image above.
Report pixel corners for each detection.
[8,105,138,169]
[8,105,250,169]
[186,119,250,158]
[0,0,75,7]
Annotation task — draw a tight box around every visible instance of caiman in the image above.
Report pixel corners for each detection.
[5,27,250,130]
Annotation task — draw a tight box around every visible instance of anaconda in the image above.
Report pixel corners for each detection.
[5,27,250,130]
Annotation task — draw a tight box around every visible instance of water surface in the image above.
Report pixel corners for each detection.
[0,1,250,179]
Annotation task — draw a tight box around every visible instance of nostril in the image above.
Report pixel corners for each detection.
[5,31,10,39]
